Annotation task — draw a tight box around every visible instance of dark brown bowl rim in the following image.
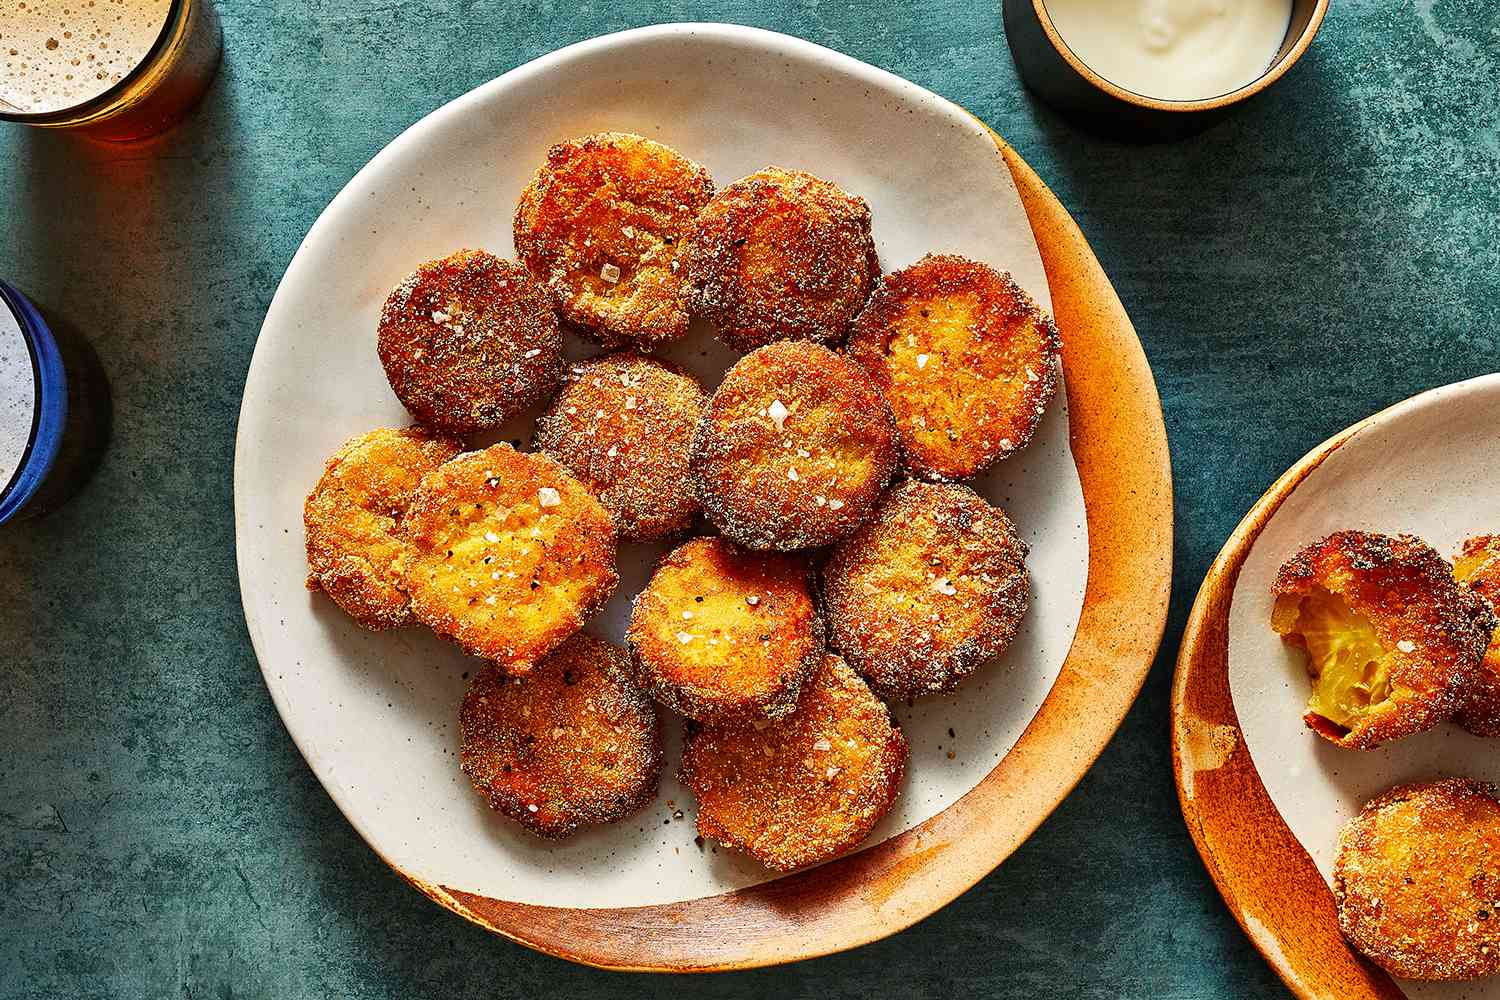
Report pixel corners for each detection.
[1028,0,1329,113]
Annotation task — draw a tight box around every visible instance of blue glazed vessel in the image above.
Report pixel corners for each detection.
[0,282,110,524]
[0,281,68,525]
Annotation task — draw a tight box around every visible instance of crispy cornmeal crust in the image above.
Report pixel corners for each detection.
[626,536,823,723]
[459,633,663,838]
[846,254,1062,482]
[822,481,1030,700]
[689,341,897,551]
[303,426,463,630]
[533,352,707,542]
[1453,535,1500,737]
[1334,778,1500,981]
[684,166,879,351]
[679,654,907,871]
[1271,531,1494,749]
[377,249,563,434]
[514,132,714,347]
[401,444,618,671]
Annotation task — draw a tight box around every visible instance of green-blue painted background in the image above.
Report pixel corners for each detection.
[3,1,1498,996]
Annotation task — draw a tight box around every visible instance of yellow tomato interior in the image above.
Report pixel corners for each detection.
[1274,588,1394,730]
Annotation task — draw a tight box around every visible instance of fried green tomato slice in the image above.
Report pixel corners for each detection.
[1334,778,1500,981]
[401,444,618,671]
[460,633,663,839]
[1270,531,1494,749]
[679,654,907,871]
[626,536,823,723]
[1453,535,1500,737]
[533,351,707,542]
[304,426,463,630]
[684,166,879,351]
[689,341,897,551]
[377,249,563,434]
[846,254,1062,482]
[514,132,714,348]
[822,480,1030,700]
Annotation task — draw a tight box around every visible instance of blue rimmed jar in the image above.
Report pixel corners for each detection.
[0,281,110,524]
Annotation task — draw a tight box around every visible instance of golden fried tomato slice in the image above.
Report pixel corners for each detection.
[1334,778,1500,981]
[514,132,714,347]
[460,634,663,839]
[822,481,1030,700]
[684,166,879,350]
[626,536,823,723]
[846,254,1061,482]
[689,341,897,551]
[1270,531,1494,749]
[304,426,463,630]
[533,352,707,542]
[377,249,563,434]
[1453,534,1500,737]
[402,444,618,670]
[680,654,907,871]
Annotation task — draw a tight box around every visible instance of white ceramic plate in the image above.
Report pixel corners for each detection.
[1227,374,1500,1000]
[235,23,1088,915]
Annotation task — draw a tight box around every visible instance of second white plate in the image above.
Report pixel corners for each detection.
[1227,373,1500,1000]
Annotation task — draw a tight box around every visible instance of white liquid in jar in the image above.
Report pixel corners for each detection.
[1041,0,1294,102]
[0,300,37,496]
[0,0,172,114]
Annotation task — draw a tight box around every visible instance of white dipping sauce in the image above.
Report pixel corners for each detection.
[1042,0,1294,102]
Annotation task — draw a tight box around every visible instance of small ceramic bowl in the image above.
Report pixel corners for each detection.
[1003,0,1328,140]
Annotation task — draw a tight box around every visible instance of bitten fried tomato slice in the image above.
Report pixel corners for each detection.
[514,132,714,347]
[846,254,1061,482]
[690,341,897,551]
[460,633,663,839]
[402,444,618,671]
[1270,530,1494,749]
[377,249,563,434]
[626,536,823,723]
[822,480,1030,700]
[1334,778,1500,981]
[304,426,463,630]
[680,654,907,871]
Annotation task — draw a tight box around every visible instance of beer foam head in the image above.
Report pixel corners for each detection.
[0,0,171,114]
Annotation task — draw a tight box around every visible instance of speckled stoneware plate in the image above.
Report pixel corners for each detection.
[235,23,1172,970]
[1175,374,1500,1000]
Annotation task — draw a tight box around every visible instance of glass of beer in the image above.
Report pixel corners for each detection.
[0,0,221,140]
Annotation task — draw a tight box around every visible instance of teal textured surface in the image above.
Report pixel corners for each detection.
[2,2,1498,997]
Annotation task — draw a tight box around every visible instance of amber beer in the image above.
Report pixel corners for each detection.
[0,0,220,139]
